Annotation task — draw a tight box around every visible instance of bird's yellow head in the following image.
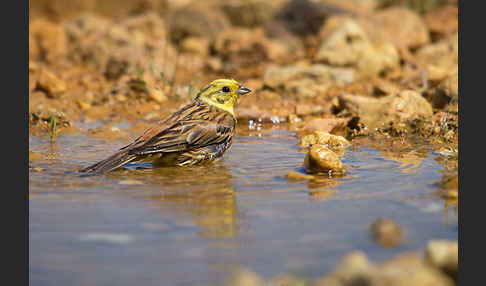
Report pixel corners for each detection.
[194,79,251,116]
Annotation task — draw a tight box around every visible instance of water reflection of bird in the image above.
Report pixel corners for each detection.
[80,79,251,174]
[111,163,240,239]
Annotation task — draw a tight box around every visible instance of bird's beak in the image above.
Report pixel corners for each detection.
[236,86,252,95]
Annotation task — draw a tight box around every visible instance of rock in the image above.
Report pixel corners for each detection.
[315,251,376,286]
[316,250,454,286]
[314,18,399,78]
[425,240,458,281]
[415,32,458,82]
[274,0,346,37]
[29,30,39,61]
[375,253,454,286]
[221,0,276,28]
[77,100,92,111]
[29,18,68,64]
[356,7,430,51]
[263,64,354,97]
[369,218,404,248]
[304,145,344,174]
[212,27,272,77]
[168,2,229,44]
[29,62,39,94]
[147,87,168,103]
[300,131,350,150]
[36,67,67,98]
[180,36,210,56]
[64,13,175,77]
[424,5,458,41]
[301,118,350,136]
[263,21,306,63]
[338,90,434,130]
[104,57,128,80]
[227,268,264,286]
[426,71,459,109]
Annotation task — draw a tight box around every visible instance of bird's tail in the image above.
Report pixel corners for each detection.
[79,150,137,174]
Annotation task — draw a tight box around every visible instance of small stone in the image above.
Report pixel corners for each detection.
[369,218,404,248]
[77,100,92,111]
[36,68,67,98]
[300,131,350,150]
[304,145,344,174]
[148,87,168,103]
[228,268,264,286]
[376,253,454,286]
[315,251,376,286]
[425,240,458,281]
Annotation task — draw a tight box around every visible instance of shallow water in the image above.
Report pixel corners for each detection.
[29,123,457,286]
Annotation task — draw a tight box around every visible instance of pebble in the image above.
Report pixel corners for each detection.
[369,217,404,248]
[304,145,344,174]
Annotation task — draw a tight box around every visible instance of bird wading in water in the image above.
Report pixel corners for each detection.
[80,79,251,174]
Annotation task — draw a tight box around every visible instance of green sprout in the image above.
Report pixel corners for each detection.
[47,115,59,143]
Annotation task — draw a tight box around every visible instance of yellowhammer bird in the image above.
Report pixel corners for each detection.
[80,79,251,174]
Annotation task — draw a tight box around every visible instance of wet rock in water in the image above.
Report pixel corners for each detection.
[263,64,354,98]
[425,240,458,282]
[304,145,344,174]
[338,90,433,131]
[376,253,454,286]
[180,36,210,57]
[356,7,430,51]
[29,18,68,64]
[369,218,404,248]
[168,2,229,44]
[424,5,458,41]
[36,67,67,98]
[227,268,264,286]
[315,251,376,286]
[300,131,350,151]
[314,18,399,79]
[415,32,458,82]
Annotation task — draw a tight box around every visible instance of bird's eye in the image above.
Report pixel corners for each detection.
[222,86,230,93]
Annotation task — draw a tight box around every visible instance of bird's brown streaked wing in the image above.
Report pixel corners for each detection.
[118,102,205,151]
[129,120,234,155]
